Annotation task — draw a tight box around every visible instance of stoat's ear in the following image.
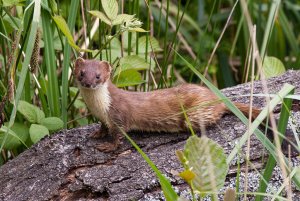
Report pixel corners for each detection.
[75,57,85,68]
[99,60,112,74]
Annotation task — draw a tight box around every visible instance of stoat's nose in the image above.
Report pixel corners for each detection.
[82,82,92,88]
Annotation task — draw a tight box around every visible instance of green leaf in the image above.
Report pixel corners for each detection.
[182,136,228,196]
[134,36,162,53]
[74,99,86,109]
[29,124,49,144]
[123,31,137,50]
[40,117,64,131]
[112,14,135,25]
[113,69,144,87]
[116,55,150,74]
[52,15,92,52]
[17,100,38,123]
[0,126,20,149]
[89,10,111,26]
[101,0,118,20]
[35,107,46,124]
[262,56,286,78]
[9,122,30,144]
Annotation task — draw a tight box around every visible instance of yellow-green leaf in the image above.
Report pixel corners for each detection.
[113,69,144,87]
[29,124,49,144]
[181,136,228,197]
[101,0,118,20]
[52,15,92,52]
[89,10,111,26]
[41,117,64,131]
[262,56,286,78]
[112,14,135,25]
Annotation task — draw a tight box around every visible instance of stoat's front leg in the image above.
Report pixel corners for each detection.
[95,125,124,152]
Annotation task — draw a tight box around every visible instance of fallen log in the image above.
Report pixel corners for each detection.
[0,70,299,200]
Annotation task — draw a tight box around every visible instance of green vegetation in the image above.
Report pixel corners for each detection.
[0,0,299,200]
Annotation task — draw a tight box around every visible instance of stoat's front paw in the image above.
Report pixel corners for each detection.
[89,128,108,138]
[96,142,119,152]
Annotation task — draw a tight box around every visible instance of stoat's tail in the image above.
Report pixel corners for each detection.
[232,102,261,120]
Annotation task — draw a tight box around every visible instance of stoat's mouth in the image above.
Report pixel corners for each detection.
[79,82,105,90]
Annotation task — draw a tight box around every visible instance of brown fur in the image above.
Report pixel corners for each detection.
[74,58,261,152]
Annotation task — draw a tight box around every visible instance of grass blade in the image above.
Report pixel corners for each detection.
[255,89,294,201]
[41,10,60,117]
[121,130,179,201]
[61,0,80,128]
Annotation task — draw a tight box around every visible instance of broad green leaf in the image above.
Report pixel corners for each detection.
[17,100,38,123]
[0,126,21,149]
[134,36,162,53]
[100,49,121,63]
[123,31,137,50]
[52,15,92,52]
[116,55,150,74]
[109,37,121,49]
[74,100,86,109]
[41,117,64,131]
[182,136,228,196]
[29,124,49,144]
[89,10,111,26]
[112,14,135,25]
[35,107,45,124]
[9,122,30,144]
[262,56,286,78]
[101,0,118,20]
[113,69,144,87]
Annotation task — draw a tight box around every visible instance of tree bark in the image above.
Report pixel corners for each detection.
[0,70,299,201]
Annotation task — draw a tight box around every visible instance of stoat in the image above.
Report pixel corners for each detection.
[74,58,261,152]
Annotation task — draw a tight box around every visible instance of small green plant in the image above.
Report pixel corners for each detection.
[0,100,63,149]
[177,136,228,200]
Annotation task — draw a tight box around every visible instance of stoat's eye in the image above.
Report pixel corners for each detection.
[96,74,100,80]
[80,70,85,77]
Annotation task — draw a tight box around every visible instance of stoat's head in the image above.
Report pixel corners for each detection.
[74,58,111,89]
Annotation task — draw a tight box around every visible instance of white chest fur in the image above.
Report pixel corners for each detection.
[79,83,111,126]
